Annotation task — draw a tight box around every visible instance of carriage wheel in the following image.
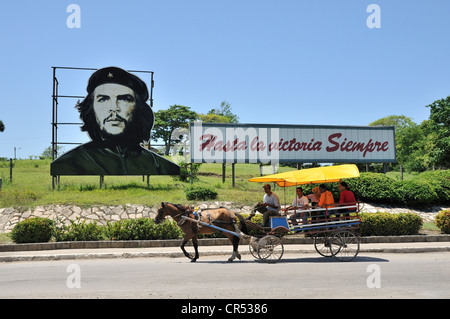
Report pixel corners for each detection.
[257,235,284,263]
[249,238,261,259]
[313,232,333,257]
[329,230,360,262]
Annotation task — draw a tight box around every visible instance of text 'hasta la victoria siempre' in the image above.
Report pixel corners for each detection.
[199,132,390,158]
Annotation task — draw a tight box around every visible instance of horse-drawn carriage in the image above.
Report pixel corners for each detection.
[245,203,361,263]
[155,165,362,263]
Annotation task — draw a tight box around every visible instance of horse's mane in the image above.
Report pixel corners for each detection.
[168,203,192,212]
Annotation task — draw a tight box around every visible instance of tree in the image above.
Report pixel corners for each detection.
[369,115,415,131]
[41,145,64,159]
[426,96,450,168]
[396,122,432,171]
[152,105,198,155]
[198,113,234,123]
[0,120,4,132]
[369,115,417,170]
[205,100,239,123]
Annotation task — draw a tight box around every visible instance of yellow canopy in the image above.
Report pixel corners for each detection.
[248,164,360,187]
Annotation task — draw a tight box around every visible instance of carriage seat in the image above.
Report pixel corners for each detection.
[270,217,290,233]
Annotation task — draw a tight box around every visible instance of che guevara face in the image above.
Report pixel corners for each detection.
[93,83,136,137]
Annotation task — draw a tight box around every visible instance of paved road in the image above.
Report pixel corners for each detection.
[1,251,449,299]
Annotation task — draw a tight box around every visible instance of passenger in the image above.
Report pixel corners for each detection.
[318,184,335,219]
[247,184,280,227]
[338,181,357,218]
[307,186,321,223]
[307,186,321,207]
[283,187,309,225]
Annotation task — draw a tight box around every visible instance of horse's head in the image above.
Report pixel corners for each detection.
[155,202,191,224]
[155,202,168,224]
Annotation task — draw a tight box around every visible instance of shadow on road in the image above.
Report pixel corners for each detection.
[194,255,389,264]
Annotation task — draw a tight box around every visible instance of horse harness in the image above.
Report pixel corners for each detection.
[177,206,235,229]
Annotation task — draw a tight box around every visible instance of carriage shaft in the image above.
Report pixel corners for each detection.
[181,216,242,238]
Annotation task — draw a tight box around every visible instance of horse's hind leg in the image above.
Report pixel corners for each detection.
[192,236,199,262]
[180,238,190,260]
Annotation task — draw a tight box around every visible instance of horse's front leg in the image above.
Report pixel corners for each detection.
[226,234,241,263]
[180,234,197,262]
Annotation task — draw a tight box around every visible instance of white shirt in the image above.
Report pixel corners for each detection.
[292,195,309,209]
[263,193,280,213]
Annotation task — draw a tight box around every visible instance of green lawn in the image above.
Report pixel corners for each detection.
[0,159,294,208]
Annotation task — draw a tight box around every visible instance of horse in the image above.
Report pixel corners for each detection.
[155,202,249,262]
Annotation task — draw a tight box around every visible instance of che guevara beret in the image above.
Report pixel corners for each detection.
[86,66,149,101]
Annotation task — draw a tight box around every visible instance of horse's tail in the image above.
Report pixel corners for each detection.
[235,212,249,236]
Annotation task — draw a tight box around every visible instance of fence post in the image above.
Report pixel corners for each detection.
[222,163,226,183]
[232,163,235,188]
[9,158,13,182]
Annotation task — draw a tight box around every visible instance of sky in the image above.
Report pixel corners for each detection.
[0,0,449,159]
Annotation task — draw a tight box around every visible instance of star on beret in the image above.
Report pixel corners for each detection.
[87,67,149,101]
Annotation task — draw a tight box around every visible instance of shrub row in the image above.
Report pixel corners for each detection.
[354,171,449,205]
[12,209,450,243]
[301,170,449,205]
[104,218,183,241]
[359,212,422,236]
[11,217,183,243]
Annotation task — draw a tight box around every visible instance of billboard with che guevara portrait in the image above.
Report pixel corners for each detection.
[50,66,180,176]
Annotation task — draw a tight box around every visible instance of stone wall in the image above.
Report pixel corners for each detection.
[0,202,447,233]
[0,205,152,233]
[0,202,249,233]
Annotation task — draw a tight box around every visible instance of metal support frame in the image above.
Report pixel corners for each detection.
[51,66,154,189]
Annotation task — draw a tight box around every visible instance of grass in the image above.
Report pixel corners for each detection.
[0,158,293,208]
[0,232,12,244]
[422,221,441,232]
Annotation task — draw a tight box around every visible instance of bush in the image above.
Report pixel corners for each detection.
[53,218,106,242]
[104,218,183,240]
[435,209,450,234]
[393,179,439,205]
[346,173,396,203]
[185,185,218,201]
[415,170,450,203]
[239,213,266,237]
[360,212,423,236]
[11,217,55,243]
[152,219,184,239]
[344,170,450,205]
[174,161,202,182]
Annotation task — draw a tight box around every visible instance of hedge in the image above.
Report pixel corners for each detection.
[343,170,449,205]
[360,212,422,236]
[11,217,183,244]
[53,218,106,242]
[295,170,449,206]
[104,218,183,240]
